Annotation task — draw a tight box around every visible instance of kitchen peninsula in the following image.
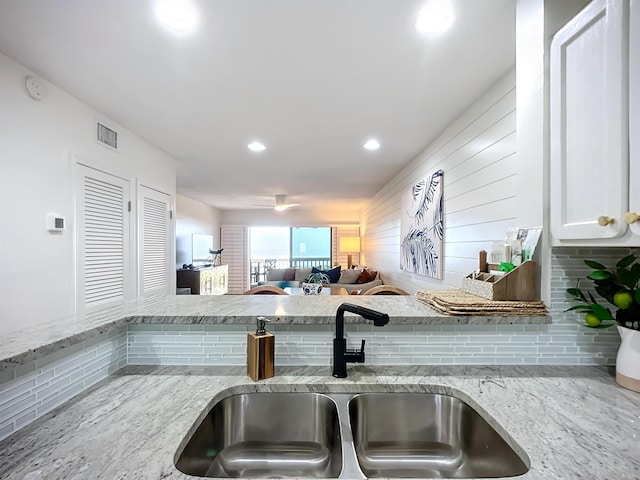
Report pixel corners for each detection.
[0,294,551,372]
[0,296,638,480]
[0,293,552,445]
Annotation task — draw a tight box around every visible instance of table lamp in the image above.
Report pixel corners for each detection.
[339,236,361,269]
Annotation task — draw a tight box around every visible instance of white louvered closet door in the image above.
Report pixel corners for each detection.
[139,185,171,296]
[221,225,249,294]
[76,164,131,311]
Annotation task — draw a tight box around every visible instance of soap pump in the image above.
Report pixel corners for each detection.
[247,316,275,381]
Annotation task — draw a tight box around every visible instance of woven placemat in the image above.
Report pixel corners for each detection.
[416,290,548,316]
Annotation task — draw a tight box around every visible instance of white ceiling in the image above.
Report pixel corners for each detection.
[0,0,515,212]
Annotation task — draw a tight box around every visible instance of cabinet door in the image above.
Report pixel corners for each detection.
[629,0,640,235]
[199,268,214,295]
[550,0,629,241]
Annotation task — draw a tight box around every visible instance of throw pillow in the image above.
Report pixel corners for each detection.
[283,268,296,281]
[338,269,361,284]
[311,265,342,284]
[266,268,286,281]
[357,268,378,284]
[295,268,313,282]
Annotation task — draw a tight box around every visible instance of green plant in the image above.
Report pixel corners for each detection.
[566,254,640,329]
[303,272,330,284]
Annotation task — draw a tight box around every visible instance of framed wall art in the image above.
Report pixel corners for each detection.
[400,169,444,279]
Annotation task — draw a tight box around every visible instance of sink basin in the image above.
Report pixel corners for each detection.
[175,392,342,478]
[348,393,529,478]
[176,389,529,479]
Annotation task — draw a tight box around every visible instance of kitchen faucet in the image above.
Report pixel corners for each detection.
[333,302,389,378]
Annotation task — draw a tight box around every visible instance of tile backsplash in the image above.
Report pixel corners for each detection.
[125,247,633,368]
[0,328,126,442]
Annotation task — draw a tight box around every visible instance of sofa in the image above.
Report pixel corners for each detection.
[259,266,382,294]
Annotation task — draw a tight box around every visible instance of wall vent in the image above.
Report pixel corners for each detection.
[97,122,118,150]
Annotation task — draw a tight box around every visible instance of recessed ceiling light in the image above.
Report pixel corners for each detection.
[363,139,380,151]
[155,0,197,32]
[248,142,266,152]
[415,0,455,35]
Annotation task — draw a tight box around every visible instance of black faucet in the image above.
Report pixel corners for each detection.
[333,302,390,378]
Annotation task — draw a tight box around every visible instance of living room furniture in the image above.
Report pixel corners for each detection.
[243,285,289,295]
[284,287,348,296]
[259,267,382,294]
[177,264,229,295]
[363,285,409,295]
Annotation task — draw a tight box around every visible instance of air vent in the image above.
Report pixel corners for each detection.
[97,122,118,150]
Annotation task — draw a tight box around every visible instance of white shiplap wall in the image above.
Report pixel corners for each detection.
[361,69,517,292]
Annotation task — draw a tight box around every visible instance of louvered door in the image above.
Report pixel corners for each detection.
[76,165,131,310]
[139,185,171,296]
[221,225,249,294]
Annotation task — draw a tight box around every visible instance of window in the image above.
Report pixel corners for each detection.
[291,227,331,266]
[249,227,332,283]
[249,227,290,262]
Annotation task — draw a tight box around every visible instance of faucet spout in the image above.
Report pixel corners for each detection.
[333,303,389,378]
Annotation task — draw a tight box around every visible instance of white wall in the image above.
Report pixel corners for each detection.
[514,0,591,302]
[175,194,222,267]
[0,52,176,335]
[360,70,518,292]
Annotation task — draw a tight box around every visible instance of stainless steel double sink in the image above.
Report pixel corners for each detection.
[175,390,529,479]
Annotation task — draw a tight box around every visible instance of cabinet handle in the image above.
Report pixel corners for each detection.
[597,215,615,226]
[623,212,640,224]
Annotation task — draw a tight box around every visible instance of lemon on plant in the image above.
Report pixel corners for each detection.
[613,291,634,310]
[585,313,601,327]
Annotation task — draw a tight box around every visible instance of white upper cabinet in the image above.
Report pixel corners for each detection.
[550,0,632,244]
[630,0,640,236]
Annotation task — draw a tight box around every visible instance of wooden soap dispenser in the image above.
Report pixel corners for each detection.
[247,316,275,381]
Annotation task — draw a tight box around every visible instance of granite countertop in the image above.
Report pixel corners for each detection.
[0,295,551,372]
[0,365,638,479]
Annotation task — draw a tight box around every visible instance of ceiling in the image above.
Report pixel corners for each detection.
[0,0,515,212]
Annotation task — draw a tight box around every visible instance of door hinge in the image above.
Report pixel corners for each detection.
[169,210,173,219]
[128,201,132,212]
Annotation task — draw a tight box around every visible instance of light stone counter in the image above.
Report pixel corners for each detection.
[0,365,638,479]
[0,295,550,372]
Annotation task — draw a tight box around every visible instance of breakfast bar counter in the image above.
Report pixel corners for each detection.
[0,294,551,372]
[0,364,638,479]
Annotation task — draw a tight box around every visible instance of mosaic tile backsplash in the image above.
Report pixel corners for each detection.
[125,248,633,367]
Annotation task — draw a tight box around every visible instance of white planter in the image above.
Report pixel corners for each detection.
[301,283,323,295]
[616,326,640,392]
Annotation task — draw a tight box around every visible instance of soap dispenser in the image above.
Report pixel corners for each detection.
[247,316,275,381]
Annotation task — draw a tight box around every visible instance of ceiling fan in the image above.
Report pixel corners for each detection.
[254,194,300,211]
